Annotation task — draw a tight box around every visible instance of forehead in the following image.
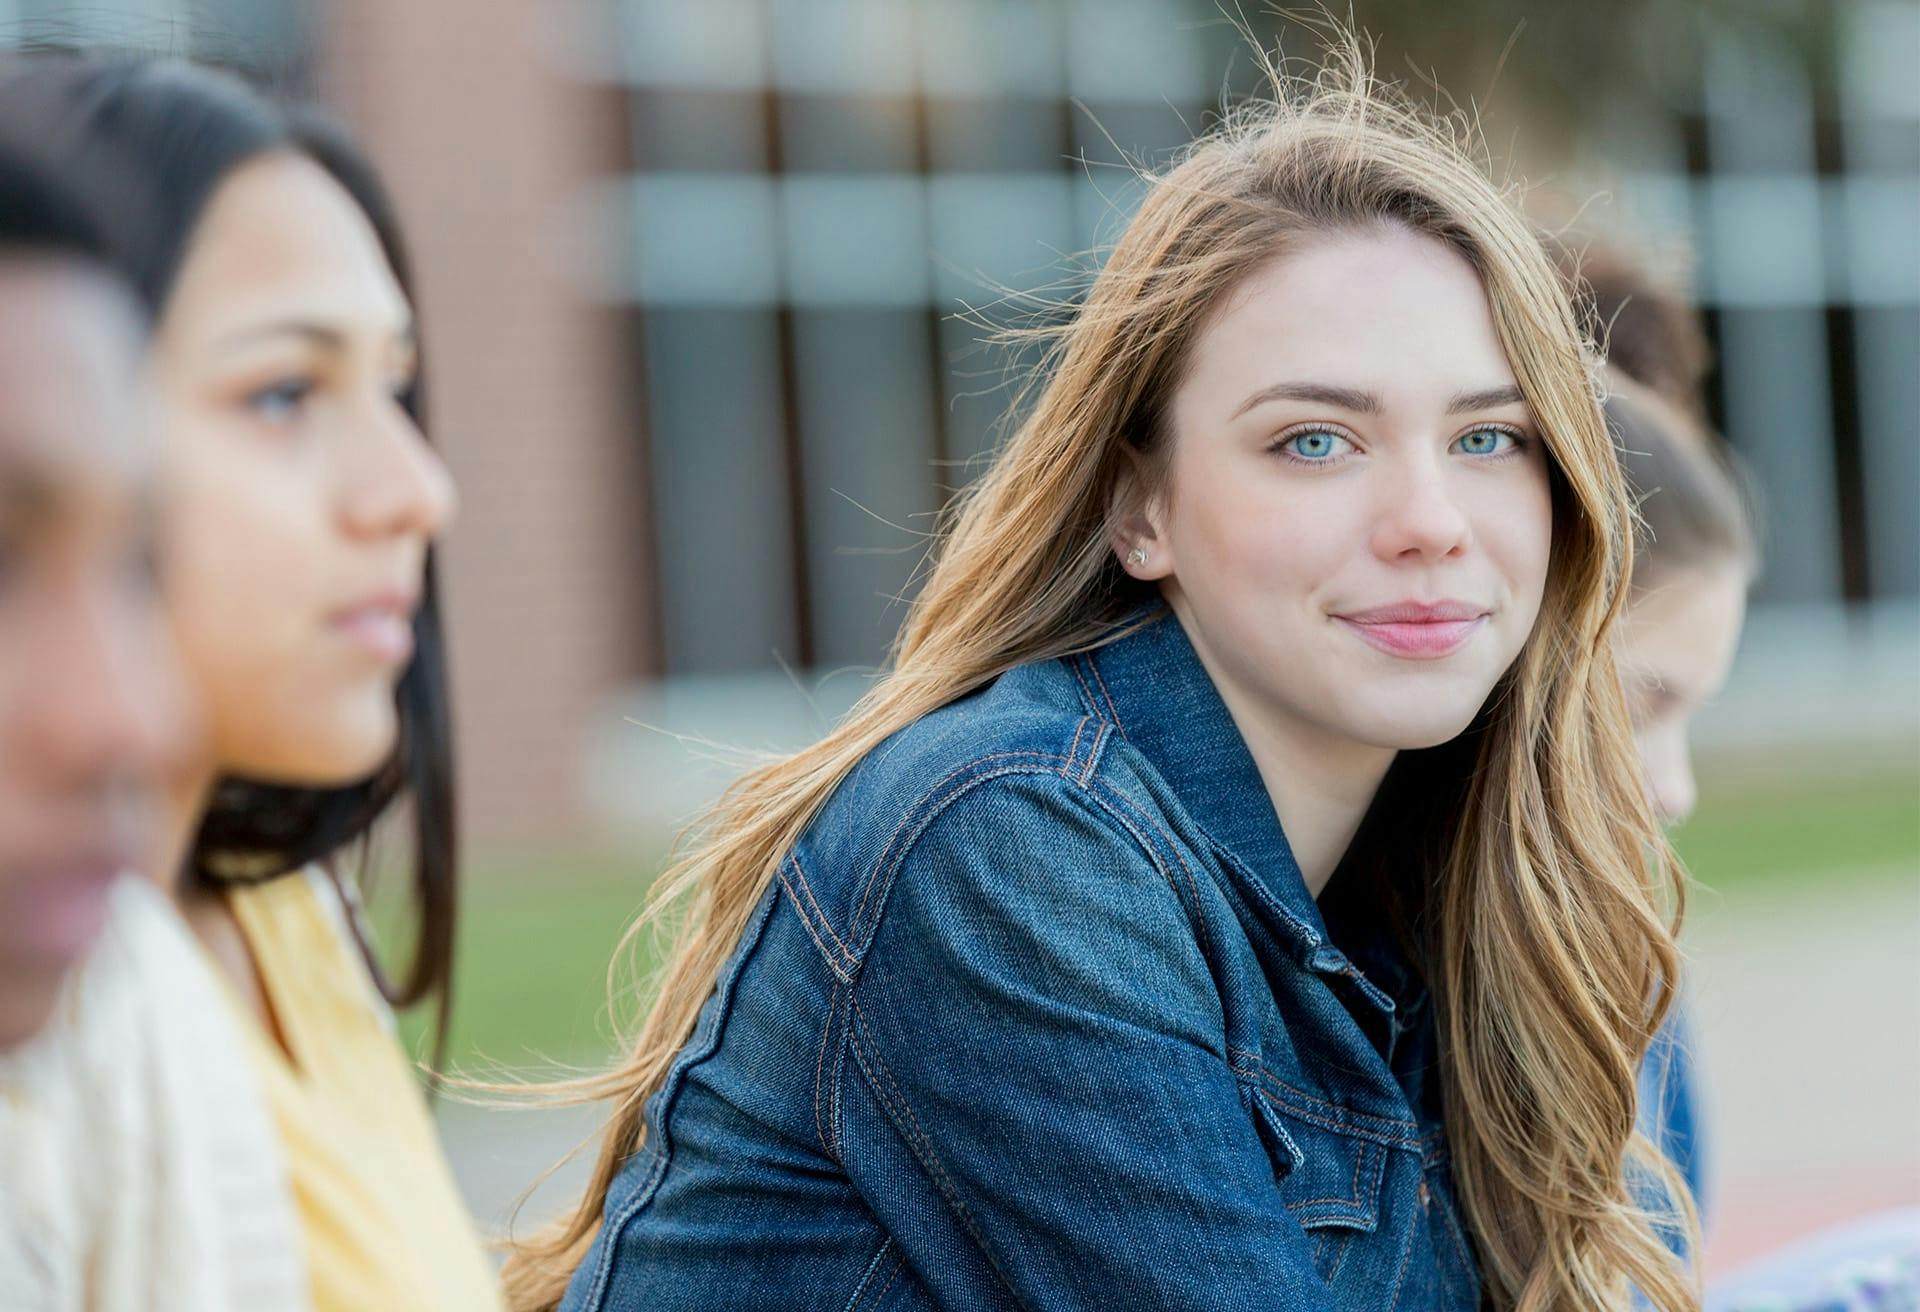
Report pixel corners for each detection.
[160,150,410,341]
[1622,563,1748,691]
[1178,226,1514,412]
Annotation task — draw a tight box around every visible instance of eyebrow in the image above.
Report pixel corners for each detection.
[1230,380,1529,421]
[1446,384,1527,414]
[1230,382,1381,419]
[213,318,417,355]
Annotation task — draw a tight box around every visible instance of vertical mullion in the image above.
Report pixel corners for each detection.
[763,73,815,669]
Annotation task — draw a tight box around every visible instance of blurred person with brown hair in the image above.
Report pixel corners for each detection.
[1607,372,1755,826]
[1547,235,1753,805]
[510,33,1703,1312]
[9,56,501,1311]
[1575,242,1716,424]
[1572,245,1920,1311]
[1604,367,1753,1246]
[1546,238,1755,824]
[0,127,308,1308]
[1543,230,1754,1263]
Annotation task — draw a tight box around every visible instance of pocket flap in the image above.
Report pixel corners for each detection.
[1238,1079,1386,1232]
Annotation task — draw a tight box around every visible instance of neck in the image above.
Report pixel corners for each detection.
[157,762,218,898]
[1168,595,1396,899]
[1231,711,1394,899]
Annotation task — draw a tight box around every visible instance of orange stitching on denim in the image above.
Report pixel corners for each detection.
[1086,652,1126,735]
[1065,655,1104,720]
[1088,781,1210,950]
[1318,1229,1353,1283]
[813,989,840,1164]
[864,1252,905,1309]
[785,855,857,969]
[1063,716,1086,779]
[1077,722,1107,786]
[1385,1182,1421,1307]
[1228,1047,1422,1144]
[844,1238,899,1312]
[777,864,856,983]
[1282,1138,1375,1212]
[847,994,1013,1295]
[1256,1080,1418,1149]
[851,751,1071,935]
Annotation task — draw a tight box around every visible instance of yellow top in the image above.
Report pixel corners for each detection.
[224,869,503,1312]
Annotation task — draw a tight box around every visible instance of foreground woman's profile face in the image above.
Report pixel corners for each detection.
[149,151,456,786]
[1134,225,1554,755]
[0,260,188,1047]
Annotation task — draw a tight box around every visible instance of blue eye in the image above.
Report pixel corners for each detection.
[245,378,314,424]
[1279,428,1352,462]
[1454,427,1516,456]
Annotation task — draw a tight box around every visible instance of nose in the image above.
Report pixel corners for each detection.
[1370,457,1472,563]
[338,395,458,542]
[1639,727,1698,825]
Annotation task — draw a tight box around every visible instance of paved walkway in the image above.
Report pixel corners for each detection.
[1685,870,1920,1276]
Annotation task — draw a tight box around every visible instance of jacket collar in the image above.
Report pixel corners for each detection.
[1077,606,1335,959]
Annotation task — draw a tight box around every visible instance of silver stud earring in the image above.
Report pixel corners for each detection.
[1126,546,1149,568]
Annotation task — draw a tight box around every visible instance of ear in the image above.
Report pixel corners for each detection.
[1107,445,1174,581]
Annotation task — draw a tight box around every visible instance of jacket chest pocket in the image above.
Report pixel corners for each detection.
[1236,1075,1389,1284]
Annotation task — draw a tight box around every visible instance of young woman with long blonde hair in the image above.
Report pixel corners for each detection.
[510,40,1700,1312]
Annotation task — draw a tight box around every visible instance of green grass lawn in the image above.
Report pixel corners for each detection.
[392,846,667,1074]
[1672,758,1919,893]
[395,760,1918,1073]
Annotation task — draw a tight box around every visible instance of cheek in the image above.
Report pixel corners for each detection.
[1168,461,1350,597]
[1472,469,1554,603]
[162,437,328,681]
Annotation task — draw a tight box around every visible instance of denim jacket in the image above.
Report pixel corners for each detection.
[563,607,1701,1311]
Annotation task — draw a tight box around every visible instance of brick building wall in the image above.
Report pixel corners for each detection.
[322,0,651,843]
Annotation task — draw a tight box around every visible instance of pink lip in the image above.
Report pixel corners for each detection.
[329,590,419,665]
[1332,599,1491,660]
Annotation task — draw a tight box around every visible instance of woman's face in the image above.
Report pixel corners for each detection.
[0,259,189,1047]
[150,151,455,786]
[1622,562,1747,823]
[1127,226,1554,755]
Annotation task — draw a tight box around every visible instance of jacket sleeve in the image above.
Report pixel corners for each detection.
[1639,993,1709,1229]
[840,768,1334,1310]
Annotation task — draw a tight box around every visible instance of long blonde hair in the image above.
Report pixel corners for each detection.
[506,34,1697,1312]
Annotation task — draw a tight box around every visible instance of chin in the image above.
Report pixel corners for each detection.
[1336,693,1485,752]
[284,705,399,786]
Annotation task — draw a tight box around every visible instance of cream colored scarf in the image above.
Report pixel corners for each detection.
[0,874,308,1310]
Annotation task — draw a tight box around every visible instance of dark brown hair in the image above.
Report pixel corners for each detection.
[6,55,459,1052]
[1603,370,1758,590]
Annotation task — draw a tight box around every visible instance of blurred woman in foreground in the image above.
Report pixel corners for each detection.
[15,57,499,1310]
[0,128,304,1308]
